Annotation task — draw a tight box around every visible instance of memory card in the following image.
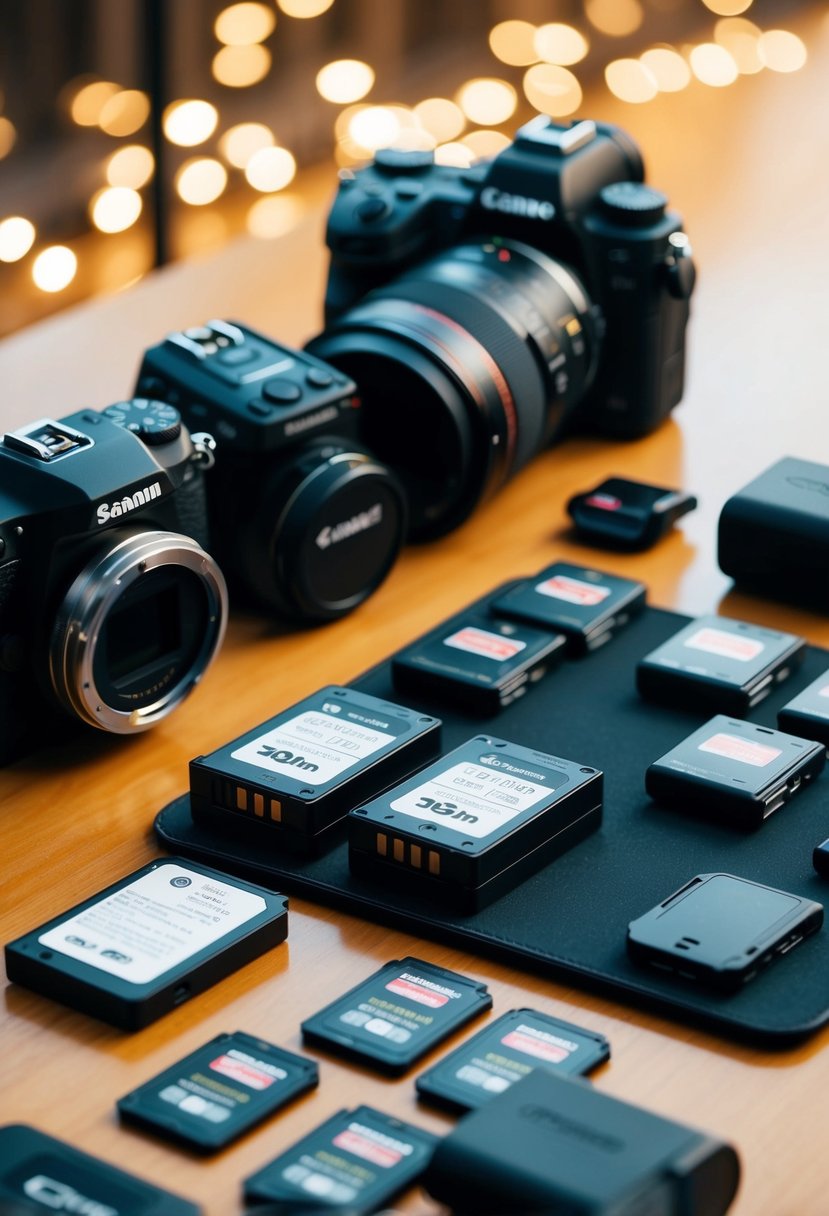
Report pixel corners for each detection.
[492,561,646,654]
[0,1124,200,1214]
[391,609,566,714]
[300,956,492,1074]
[778,667,829,747]
[4,858,288,1031]
[637,614,805,714]
[243,1105,438,1209]
[646,715,825,830]
[415,1008,610,1113]
[117,1031,318,1153]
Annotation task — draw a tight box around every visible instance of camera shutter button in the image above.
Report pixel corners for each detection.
[262,378,302,403]
[599,182,668,226]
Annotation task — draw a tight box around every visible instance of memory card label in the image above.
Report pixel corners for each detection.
[209,1049,283,1089]
[331,1121,411,1168]
[500,1023,580,1063]
[390,762,558,840]
[385,972,461,1008]
[442,626,526,663]
[535,574,611,607]
[231,709,395,785]
[699,733,782,768]
[684,627,764,663]
[37,864,266,984]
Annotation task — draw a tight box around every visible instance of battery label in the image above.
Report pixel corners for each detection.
[442,626,526,663]
[698,732,783,768]
[390,762,557,840]
[231,710,395,786]
[38,864,266,984]
[500,1025,578,1063]
[209,1050,284,1089]
[534,574,611,607]
[684,627,765,662]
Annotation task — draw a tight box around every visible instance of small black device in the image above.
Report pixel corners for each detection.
[492,561,646,654]
[117,1031,318,1153]
[627,872,824,992]
[567,475,697,550]
[137,321,407,621]
[422,1069,740,1216]
[308,117,695,539]
[645,715,825,830]
[243,1105,438,1209]
[189,686,441,855]
[5,858,288,1030]
[636,614,805,714]
[300,955,491,1074]
[390,606,566,714]
[813,837,829,878]
[0,1124,201,1214]
[778,667,829,747]
[0,403,227,766]
[718,456,829,611]
[415,1007,609,1113]
[349,736,603,911]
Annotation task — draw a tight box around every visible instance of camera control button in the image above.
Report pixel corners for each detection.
[217,345,256,367]
[262,378,303,404]
[356,196,391,223]
[395,181,423,200]
[374,148,434,174]
[306,368,334,388]
[599,182,667,226]
[247,401,274,418]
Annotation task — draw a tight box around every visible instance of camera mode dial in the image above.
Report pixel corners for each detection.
[104,398,182,446]
[599,182,668,227]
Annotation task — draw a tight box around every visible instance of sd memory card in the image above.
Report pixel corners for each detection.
[243,1105,438,1209]
[0,1124,200,1214]
[117,1031,318,1153]
[301,956,492,1074]
[415,1008,610,1113]
[778,667,829,747]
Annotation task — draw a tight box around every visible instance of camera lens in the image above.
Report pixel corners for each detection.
[49,530,227,734]
[308,238,598,538]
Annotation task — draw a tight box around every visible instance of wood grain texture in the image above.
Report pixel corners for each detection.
[2,10,829,1213]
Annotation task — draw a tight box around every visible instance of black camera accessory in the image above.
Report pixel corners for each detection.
[244,1106,438,1209]
[301,956,491,1075]
[189,686,440,855]
[390,609,566,714]
[0,406,227,765]
[117,1031,318,1153]
[349,736,602,911]
[4,858,288,1030]
[422,1069,740,1216]
[567,476,697,550]
[0,1124,201,1214]
[627,873,824,992]
[492,561,646,655]
[646,715,825,830]
[636,614,805,714]
[718,456,829,610]
[137,321,407,621]
[813,837,829,878]
[415,1007,609,1114]
[778,667,829,747]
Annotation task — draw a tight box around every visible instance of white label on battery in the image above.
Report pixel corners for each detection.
[390,762,555,840]
[38,864,266,984]
[684,627,764,662]
[534,574,610,607]
[231,710,395,786]
[698,732,782,768]
[443,626,526,663]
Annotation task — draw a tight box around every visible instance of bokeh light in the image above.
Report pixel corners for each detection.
[714,19,763,74]
[219,122,274,167]
[488,21,538,67]
[212,44,272,86]
[434,143,475,168]
[414,98,465,143]
[462,130,512,160]
[244,145,297,191]
[534,24,589,67]
[605,58,659,102]
[247,194,304,238]
[640,47,691,92]
[0,217,36,263]
[69,79,119,126]
[689,43,739,87]
[702,0,752,15]
[32,246,77,293]
[316,60,375,104]
[90,187,143,233]
[214,3,275,45]
[585,0,643,37]
[277,0,334,15]
[163,100,219,147]
[175,157,228,205]
[106,145,155,188]
[349,107,401,152]
[758,30,807,73]
[0,117,15,159]
[523,64,583,117]
[456,79,517,126]
[98,90,150,137]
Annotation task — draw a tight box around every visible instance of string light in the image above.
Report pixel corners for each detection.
[163,100,219,147]
[247,194,303,237]
[175,158,228,205]
[0,216,36,262]
[534,24,589,67]
[106,145,155,189]
[214,3,275,45]
[689,43,739,87]
[69,79,119,126]
[0,117,15,158]
[585,0,643,37]
[348,107,400,152]
[32,246,77,293]
[277,0,334,15]
[316,60,374,104]
[245,145,297,191]
[455,79,517,126]
[413,98,465,143]
[714,19,763,74]
[605,58,658,102]
[758,30,807,73]
[434,143,475,168]
[90,187,143,233]
[701,0,752,15]
[219,122,274,167]
[639,47,691,92]
[98,90,150,137]
[462,130,512,159]
[212,44,271,86]
[523,64,583,116]
[488,20,538,67]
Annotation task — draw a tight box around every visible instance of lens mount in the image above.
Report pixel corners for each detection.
[49,530,227,734]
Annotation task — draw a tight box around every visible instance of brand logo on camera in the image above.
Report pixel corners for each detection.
[787,476,829,498]
[95,481,162,524]
[23,1175,117,1216]
[316,503,383,550]
[480,187,555,221]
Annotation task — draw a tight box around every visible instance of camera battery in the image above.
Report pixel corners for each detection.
[243,1105,438,1209]
[301,956,492,1075]
[391,609,566,714]
[189,685,440,855]
[637,614,805,714]
[349,736,603,911]
[4,858,288,1031]
[415,1007,610,1114]
[117,1031,318,1153]
[778,667,829,747]
[646,715,825,830]
[492,561,646,654]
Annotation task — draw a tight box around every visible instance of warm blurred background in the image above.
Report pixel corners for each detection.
[0,0,816,338]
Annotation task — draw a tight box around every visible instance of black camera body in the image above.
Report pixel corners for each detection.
[0,403,227,765]
[136,321,407,621]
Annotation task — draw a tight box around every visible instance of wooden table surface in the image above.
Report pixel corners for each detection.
[3,8,829,1213]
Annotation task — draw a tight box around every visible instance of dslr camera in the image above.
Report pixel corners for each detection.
[136,322,407,622]
[0,402,227,765]
[308,116,696,538]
